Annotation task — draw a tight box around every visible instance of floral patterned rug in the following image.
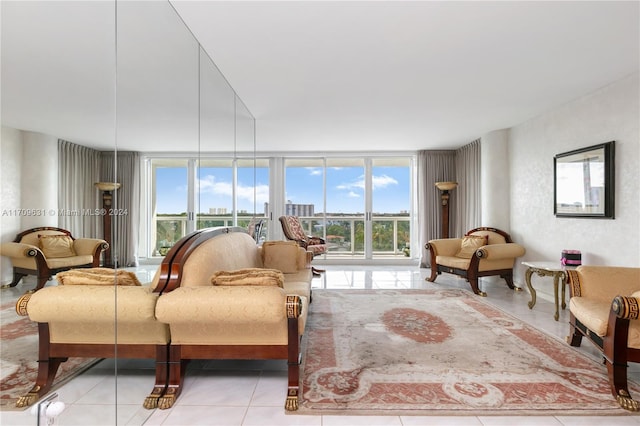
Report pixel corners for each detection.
[298,288,640,416]
[0,297,98,411]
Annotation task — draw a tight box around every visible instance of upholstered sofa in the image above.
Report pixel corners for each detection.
[566,265,640,411]
[425,227,526,296]
[0,226,108,290]
[17,227,313,411]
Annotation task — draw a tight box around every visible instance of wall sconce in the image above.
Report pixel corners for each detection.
[94,182,120,267]
[435,181,458,238]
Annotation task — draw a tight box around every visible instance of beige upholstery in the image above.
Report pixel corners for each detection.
[27,285,168,344]
[567,265,640,411]
[0,227,107,290]
[426,227,526,296]
[155,232,313,344]
[15,227,313,412]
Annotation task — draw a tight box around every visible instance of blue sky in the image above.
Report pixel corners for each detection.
[155,165,410,215]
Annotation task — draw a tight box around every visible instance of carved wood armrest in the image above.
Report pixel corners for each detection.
[612,295,640,320]
[286,295,303,318]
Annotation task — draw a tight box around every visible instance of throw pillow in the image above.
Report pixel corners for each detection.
[455,235,488,259]
[56,268,142,286]
[261,241,300,273]
[39,234,76,258]
[211,268,284,288]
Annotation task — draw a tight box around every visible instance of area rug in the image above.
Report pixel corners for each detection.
[0,297,99,411]
[298,288,640,416]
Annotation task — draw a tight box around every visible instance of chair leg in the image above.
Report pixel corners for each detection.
[1,270,26,289]
[501,273,518,290]
[426,267,438,283]
[468,277,487,297]
[312,267,324,276]
[606,358,639,411]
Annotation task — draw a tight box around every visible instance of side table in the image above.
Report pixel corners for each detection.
[522,261,572,321]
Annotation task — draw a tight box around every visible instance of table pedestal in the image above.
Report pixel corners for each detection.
[523,261,569,321]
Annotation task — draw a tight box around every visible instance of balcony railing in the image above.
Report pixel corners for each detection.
[153,214,411,258]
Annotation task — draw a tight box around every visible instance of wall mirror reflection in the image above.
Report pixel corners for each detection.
[554,141,615,218]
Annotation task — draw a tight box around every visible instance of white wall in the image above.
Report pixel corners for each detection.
[0,127,23,284]
[510,73,639,298]
[481,129,510,230]
[0,127,59,285]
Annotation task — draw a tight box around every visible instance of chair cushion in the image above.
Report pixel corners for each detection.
[39,234,76,258]
[211,268,284,288]
[262,241,300,273]
[569,297,610,337]
[455,235,487,259]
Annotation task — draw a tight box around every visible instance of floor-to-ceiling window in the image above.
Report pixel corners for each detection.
[282,155,414,262]
[145,154,413,260]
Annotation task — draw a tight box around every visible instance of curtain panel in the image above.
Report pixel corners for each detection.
[417,150,456,268]
[57,140,101,238]
[454,139,481,237]
[100,151,141,267]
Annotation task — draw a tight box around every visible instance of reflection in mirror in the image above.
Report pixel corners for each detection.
[1,1,256,422]
[554,141,615,218]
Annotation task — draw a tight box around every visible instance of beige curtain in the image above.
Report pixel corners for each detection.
[100,151,141,267]
[417,150,456,268]
[57,140,101,238]
[454,139,481,237]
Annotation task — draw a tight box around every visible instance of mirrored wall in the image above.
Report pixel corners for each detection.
[1,1,254,424]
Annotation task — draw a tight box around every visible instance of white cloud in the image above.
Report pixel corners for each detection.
[336,174,398,192]
[198,175,269,204]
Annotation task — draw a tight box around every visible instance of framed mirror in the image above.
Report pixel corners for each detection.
[554,141,615,218]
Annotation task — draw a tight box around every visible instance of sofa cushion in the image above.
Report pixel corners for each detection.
[56,268,142,286]
[39,234,76,258]
[211,268,284,288]
[455,235,487,259]
[261,241,301,273]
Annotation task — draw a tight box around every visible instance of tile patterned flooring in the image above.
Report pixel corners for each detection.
[2,265,640,425]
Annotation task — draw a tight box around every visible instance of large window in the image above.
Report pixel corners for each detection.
[146,155,413,260]
[283,156,413,261]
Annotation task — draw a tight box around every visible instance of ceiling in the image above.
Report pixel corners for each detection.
[1,1,638,153]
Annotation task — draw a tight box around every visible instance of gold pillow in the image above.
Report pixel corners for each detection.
[211,268,284,288]
[39,234,76,258]
[56,268,142,286]
[261,241,300,273]
[455,235,488,259]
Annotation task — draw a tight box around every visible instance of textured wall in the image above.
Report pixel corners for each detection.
[509,73,639,298]
[481,129,510,231]
[0,127,23,284]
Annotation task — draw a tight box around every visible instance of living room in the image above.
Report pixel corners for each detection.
[1,1,639,425]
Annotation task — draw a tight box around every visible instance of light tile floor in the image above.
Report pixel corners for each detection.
[2,265,640,425]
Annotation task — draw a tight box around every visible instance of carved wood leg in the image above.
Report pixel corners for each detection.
[604,314,639,411]
[17,323,65,407]
[143,345,169,409]
[158,346,186,410]
[2,270,26,288]
[427,267,438,283]
[467,277,486,297]
[566,328,583,347]
[502,273,520,291]
[286,318,300,411]
[605,358,638,411]
[16,357,66,407]
[35,275,49,291]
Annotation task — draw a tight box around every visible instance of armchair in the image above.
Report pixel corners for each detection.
[0,227,108,290]
[425,227,526,296]
[566,266,640,411]
[279,215,326,275]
